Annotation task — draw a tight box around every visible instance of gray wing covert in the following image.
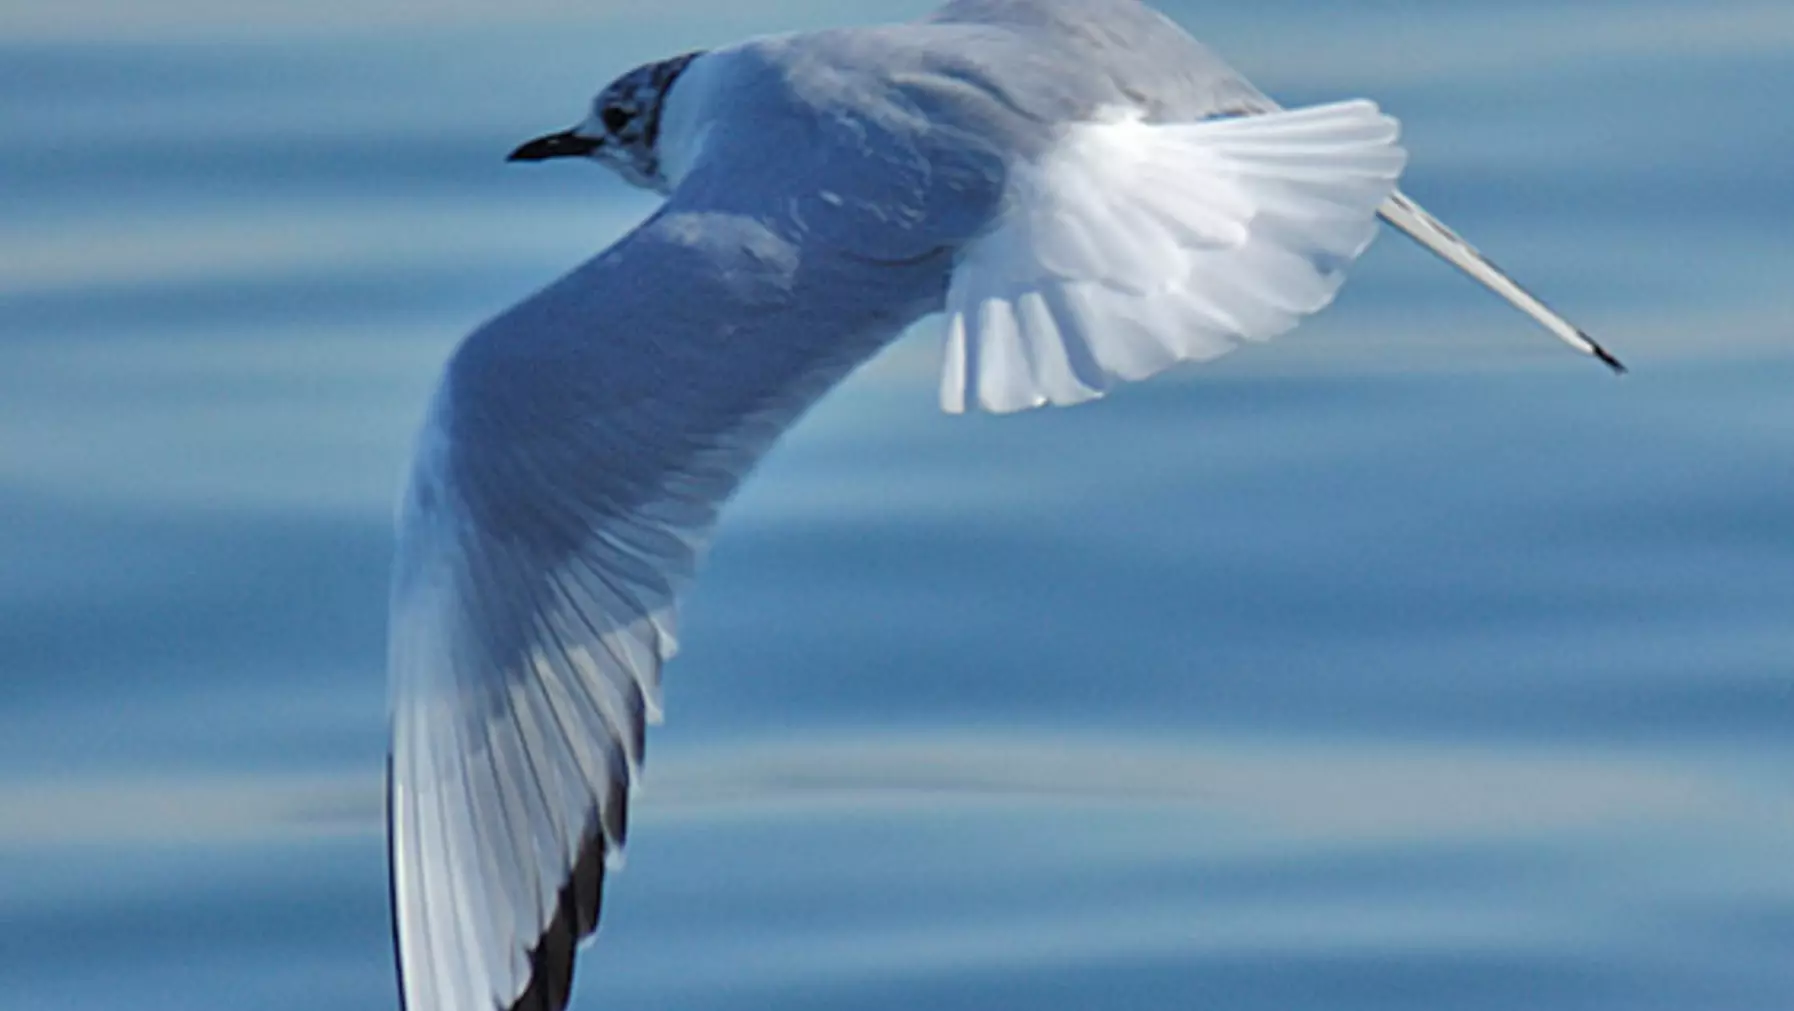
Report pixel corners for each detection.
[925,0,1276,120]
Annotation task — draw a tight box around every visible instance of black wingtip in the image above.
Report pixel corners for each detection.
[385,753,410,1011]
[1600,347,1628,380]
[1587,336,1629,376]
[508,831,609,1011]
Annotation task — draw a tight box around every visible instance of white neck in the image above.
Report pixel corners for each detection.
[656,52,727,190]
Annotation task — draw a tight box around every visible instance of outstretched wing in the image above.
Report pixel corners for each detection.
[386,190,958,1010]
[1376,189,1627,372]
[384,25,1028,1010]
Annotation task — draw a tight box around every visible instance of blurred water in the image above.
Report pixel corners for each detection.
[2,3,1792,1009]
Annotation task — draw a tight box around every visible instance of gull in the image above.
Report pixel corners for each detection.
[385,2,1625,1009]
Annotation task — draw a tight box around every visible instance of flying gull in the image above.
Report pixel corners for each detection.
[386,2,1624,1009]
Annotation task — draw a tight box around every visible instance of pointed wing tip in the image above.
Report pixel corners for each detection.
[1583,333,1629,375]
[506,833,610,1011]
[385,752,410,1011]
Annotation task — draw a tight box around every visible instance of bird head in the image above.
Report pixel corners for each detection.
[507,52,703,194]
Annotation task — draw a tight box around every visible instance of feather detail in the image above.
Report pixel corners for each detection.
[941,99,1408,413]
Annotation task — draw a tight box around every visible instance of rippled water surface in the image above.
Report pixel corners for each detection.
[3,2,1792,1009]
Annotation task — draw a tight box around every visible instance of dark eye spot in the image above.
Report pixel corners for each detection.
[600,106,631,134]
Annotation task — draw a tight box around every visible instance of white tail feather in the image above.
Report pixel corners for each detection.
[941,100,1408,414]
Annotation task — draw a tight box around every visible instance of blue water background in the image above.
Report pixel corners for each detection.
[2,2,1791,1009]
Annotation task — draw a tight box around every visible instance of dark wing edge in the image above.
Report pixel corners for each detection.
[508,832,607,1011]
[388,760,611,1011]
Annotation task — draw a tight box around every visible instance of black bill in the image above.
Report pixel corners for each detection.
[507,129,602,162]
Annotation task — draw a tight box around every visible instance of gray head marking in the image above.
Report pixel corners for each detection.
[508,51,703,192]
